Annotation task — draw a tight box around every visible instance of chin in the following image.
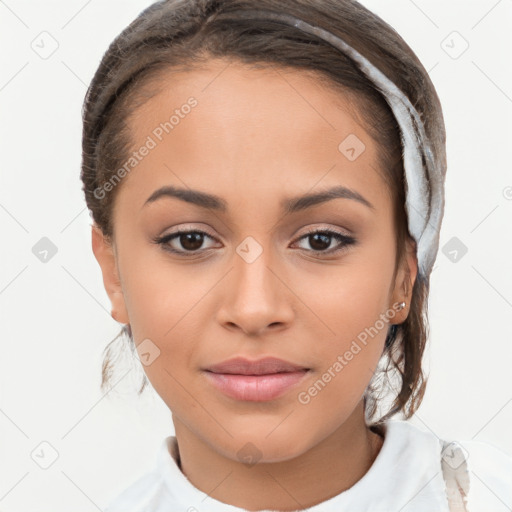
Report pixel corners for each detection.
[207,425,315,465]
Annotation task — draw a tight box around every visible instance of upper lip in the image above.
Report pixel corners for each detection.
[204,357,309,375]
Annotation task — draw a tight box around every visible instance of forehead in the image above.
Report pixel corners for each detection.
[116,58,389,214]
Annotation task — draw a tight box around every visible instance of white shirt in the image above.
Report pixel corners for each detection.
[105,420,512,511]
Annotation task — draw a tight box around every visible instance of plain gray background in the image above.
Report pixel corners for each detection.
[1,0,511,510]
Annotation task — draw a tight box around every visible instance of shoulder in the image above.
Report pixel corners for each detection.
[455,437,512,511]
[381,420,512,510]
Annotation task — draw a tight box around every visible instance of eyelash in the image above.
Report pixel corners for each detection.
[152,227,356,258]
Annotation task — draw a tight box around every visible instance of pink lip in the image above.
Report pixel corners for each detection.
[203,357,310,401]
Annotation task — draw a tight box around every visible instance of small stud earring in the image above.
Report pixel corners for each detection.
[398,301,406,310]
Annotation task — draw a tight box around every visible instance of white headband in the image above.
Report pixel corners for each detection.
[218,9,446,279]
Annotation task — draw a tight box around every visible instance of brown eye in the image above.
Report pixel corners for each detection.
[308,232,331,251]
[177,232,205,251]
[153,229,218,255]
[293,229,356,256]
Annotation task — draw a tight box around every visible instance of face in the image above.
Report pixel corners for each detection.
[93,58,417,463]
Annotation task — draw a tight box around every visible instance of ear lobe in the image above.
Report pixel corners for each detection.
[91,224,130,324]
[390,236,418,323]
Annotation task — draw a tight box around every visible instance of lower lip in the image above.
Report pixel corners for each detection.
[203,370,309,401]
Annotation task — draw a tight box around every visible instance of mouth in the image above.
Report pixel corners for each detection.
[203,357,311,401]
[205,356,310,375]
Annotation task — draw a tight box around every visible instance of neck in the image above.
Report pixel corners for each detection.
[172,402,384,511]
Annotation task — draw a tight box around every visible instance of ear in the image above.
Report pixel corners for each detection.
[389,236,418,325]
[91,224,129,325]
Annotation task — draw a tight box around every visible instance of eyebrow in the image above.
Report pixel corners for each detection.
[143,184,374,213]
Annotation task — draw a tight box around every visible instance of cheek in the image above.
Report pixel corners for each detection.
[290,238,395,403]
[120,247,207,340]
[124,278,201,414]
[117,251,213,398]
[294,250,395,346]
[292,276,390,434]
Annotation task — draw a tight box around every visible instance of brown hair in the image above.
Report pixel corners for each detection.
[81,0,446,426]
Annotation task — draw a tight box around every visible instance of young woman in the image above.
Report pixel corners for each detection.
[81,0,512,510]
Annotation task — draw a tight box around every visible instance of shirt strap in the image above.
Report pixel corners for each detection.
[441,439,471,512]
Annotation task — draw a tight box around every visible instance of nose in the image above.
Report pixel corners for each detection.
[216,243,295,337]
